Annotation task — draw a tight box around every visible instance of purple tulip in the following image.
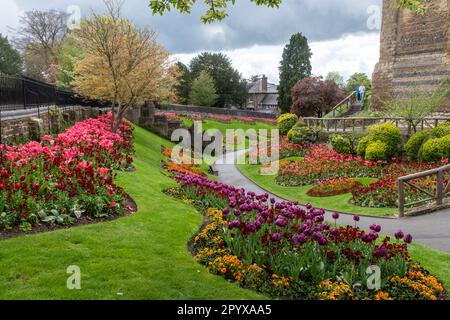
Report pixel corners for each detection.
[353,215,360,222]
[228,220,241,229]
[297,233,308,244]
[234,210,241,216]
[361,234,373,243]
[272,233,281,242]
[404,234,413,244]
[370,224,381,233]
[315,215,324,223]
[394,230,404,240]
[317,237,328,246]
[306,203,313,210]
[276,218,287,227]
[222,208,230,215]
[332,212,340,220]
[376,246,388,257]
[331,228,340,236]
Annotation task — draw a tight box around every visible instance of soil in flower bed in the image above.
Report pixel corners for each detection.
[0,194,137,241]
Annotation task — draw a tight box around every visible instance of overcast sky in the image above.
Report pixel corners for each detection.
[0,0,382,83]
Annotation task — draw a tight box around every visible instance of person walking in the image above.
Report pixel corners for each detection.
[358,83,366,104]
[355,85,361,102]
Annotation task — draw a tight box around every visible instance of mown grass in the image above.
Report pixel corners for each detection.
[183,117,276,151]
[237,162,399,218]
[0,126,264,300]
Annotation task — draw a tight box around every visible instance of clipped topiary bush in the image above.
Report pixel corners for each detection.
[357,136,370,158]
[277,113,298,136]
[288,126,317,145]
[405,130,431,162]
[357,123,401,160]
[365,140,389,161]
[329,134,359,155]
[330,134,351,154]
[421,134,450,162]
[405,122,450,161]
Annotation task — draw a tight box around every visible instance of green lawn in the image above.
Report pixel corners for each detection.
[183,117,276,151]
[0,126,264,300]
[237,162,398,218]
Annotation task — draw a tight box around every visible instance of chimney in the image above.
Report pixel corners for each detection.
[261,75,268,92]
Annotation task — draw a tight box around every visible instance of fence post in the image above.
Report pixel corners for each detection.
[436,170,444,206]
[398,178,405,218]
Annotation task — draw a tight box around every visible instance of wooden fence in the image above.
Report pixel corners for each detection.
[304,116,450,134]
[398,164,450,217]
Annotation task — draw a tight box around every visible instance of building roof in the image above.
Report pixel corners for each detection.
[248,79,278,94]
[261,94,278,106]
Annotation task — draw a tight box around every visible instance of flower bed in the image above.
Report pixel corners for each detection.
[307,177,362,197]
[0,114,134,232]
[276,144,448,208]
[207,114,277,125]
[166,171,446,300]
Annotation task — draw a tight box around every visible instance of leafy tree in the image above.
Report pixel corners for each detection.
[291,76,343,118]
[72,0,178,131]
[189,52,247,108]
[149,0,426,23]
[346,72,371,93]
[55,35,84,89]
[326,71,344,88]
[189,70,218,106]
[278,33,312,113]
[0,34,22,75]
[174,62,192,105]
[14,9,69,81]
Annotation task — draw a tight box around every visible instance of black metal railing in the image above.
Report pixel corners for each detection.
[0,72,83,111]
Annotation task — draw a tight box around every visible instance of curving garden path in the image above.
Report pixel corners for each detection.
[215,150,450,254]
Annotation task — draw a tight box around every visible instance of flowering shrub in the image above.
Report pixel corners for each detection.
[169,171,446,300]
[0,114,133,231]
[307,177,362,197]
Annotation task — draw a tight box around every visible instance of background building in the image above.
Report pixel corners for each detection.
[246,75,279,113]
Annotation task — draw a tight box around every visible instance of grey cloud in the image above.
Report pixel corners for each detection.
[13,0,381,53]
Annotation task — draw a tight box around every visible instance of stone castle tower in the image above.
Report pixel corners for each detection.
[372,0,450,111]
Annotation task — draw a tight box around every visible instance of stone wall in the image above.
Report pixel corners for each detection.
[158,104,278,120]
[372,0,450,111]
[0,106,102,143]
[137,101,181,139]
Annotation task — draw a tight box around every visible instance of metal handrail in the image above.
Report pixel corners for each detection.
[398,164,450,217]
